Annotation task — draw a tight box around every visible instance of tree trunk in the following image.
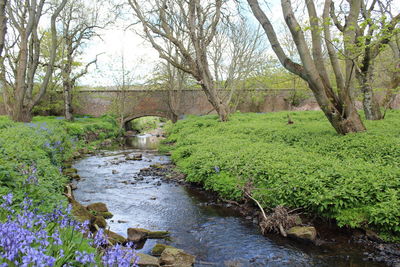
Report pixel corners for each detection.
[357,73,383,120]
[0,0,7,56]
[322,105,366,134]
[310,83,366,134]
[247,0,366,135]
[63,45,73,121]
[9,103,32,122]
[361,84,382,120]
[63,82,73,121]
[199,82,229,122]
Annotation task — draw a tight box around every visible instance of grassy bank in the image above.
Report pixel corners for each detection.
[163,110,400,240]
[0,115,119,209]
[0,115,140,266]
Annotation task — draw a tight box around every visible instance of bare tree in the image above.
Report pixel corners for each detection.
[148,46,190,122]
[128,0,232,121]
[209,19,266,112]
[247,0,366,134]
[0,0,67,122]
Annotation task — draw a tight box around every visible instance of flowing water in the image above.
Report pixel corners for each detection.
[73,135,383,267]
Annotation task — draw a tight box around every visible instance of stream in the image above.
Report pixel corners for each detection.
[73,134,383,267]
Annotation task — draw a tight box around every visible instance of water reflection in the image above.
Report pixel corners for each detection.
[126,134,161,150]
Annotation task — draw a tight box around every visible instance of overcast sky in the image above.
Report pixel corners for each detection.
[78,0,399,87]
[79,0,282,87]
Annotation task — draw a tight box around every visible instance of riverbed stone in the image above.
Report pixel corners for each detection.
[100,139,113,147]
[147,230,170,239]
[105,230,126,245]
[159,248,195,267]
[137,253,160,267]
[69,183,77,190]
[126,153,143,160]
[79,147,90,154]
[127,228,150,242]
[86,202,109,213]
[63,168,78,175]
[151,243,175,256]
[127,228,170,243]
[97,211,114,219]
[69,199,106,230]
[287,226,317,242]
[94,215,107,229]
[63,161,73,168]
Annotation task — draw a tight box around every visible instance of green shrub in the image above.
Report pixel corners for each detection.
[163,110,400,240]
[0,115,119,213]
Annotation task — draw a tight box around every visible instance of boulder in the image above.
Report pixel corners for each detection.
[147,231,170,239]
[69,183,77,190]
[94,216,107,229]
[70,174,81,180]
[69,199,106,230]
[63,161,73,168]
[137,253,160,267]
[87,202,109,213]
[159,248,195,267]
[126,153,143,161]
[287,226,317,242]
[79,147,90,154]
[127,228,170,243]
[72,151,81,159]
[127,228,150,243]
[105,230,126,245]
[96,211,114,219]
[63,168,78,175]
[151,243,175,256]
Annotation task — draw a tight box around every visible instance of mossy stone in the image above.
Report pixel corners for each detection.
[151,243,175,256]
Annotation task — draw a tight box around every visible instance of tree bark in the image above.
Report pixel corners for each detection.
[247,0,366,134]
[1,0,67,122]
[357,72,382,120]
[0,0,6,56]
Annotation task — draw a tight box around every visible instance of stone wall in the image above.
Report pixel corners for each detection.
[0,89,399,122]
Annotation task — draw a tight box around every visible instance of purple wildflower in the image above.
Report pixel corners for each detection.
[75,251,95,265]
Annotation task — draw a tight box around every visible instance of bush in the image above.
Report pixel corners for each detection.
[163,110,400,240]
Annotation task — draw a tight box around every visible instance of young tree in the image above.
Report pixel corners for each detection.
[247,0,366,134]
[57,0,111,121]
[0,0,67,122]
[330,0,400,120]
[128,0,231,121]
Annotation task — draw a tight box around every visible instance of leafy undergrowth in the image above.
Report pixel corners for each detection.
[0,115,119,208]
[163,110,400,241]
[0,115,136,266]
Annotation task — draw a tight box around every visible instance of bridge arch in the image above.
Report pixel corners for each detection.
[122,111,178,130]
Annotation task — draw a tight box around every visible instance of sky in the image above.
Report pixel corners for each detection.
[78,0,283,87]
[78,0,400,87]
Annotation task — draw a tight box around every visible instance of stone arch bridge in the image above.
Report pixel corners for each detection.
[73,89,316,126]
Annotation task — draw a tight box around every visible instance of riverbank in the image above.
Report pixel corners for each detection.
[0,115,141,266]
[161,110,400,264]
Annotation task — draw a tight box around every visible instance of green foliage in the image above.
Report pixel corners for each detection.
[0,115,119,213]
[129,116,164,133]
[163,110,400,240]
